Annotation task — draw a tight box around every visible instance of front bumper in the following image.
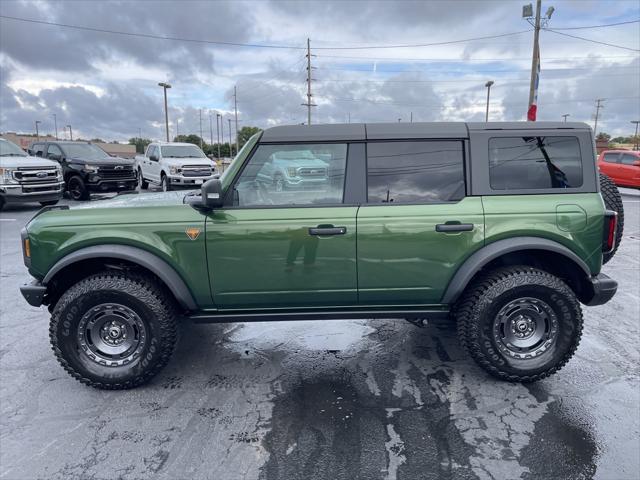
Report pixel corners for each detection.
[586,273,618,306]
[1,182,64,203]
[20,280,47,307]
[86,178,137,192]
[167,175,214,187]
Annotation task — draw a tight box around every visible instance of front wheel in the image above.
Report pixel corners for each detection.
[139,168,149,190]
[455,266,582,382]
[67,175,89,201]
[49,272,178,389]
[161,174,172,192]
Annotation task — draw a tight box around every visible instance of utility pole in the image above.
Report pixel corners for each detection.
[594,98,604,136]
[348,112,351,123]
[138,127,142,139]
[220,116,224,157]
[485,80,494,122]
[158,82,171,141]
[67,125,73,141]
[410,112,413,123]
[35,120,41,141]
[228,118,233,157]
[233,86,239,154]
[301,38,316,125]
[199,109,204,149]
[176,119,180,137]
[631,120,640,150]
[216,113,221,159]
[562,114,570,122]
[52,113,58,140]
[527,0,541,121]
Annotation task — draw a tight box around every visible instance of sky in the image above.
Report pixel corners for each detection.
[0,0,639,143]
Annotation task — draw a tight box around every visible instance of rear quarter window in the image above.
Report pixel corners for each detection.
[489,136,583,190]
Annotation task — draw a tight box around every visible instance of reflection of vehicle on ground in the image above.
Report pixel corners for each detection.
[256,150,329,192]
[0,138,64,210]
[21,122,625,390]
[28,141,137,201]
[598,150,640,188]
[135,142,217,192]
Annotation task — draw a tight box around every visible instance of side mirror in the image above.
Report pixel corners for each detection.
[185,178,224,211]
[149,154,158,162]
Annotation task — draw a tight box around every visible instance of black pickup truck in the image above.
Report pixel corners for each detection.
[28,141,137,200]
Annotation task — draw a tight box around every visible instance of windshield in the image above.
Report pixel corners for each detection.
[161,145,206,158]
[0,139,28,157]
[63,143,110,160]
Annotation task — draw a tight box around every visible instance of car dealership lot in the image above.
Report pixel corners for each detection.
[1,191,638,480]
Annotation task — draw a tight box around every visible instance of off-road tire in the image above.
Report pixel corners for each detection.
[50,272,178,389]
[40,200,59,207]
[139,168,149,190]
[455,266,582,382]
[599,173,624,264]
[67,175,89,201]
[161,173,172,192]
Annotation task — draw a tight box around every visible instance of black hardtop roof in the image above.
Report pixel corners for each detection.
[260,121,591,142]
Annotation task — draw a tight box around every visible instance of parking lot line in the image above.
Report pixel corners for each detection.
[0,218,17,222]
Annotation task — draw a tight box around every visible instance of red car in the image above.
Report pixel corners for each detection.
[598,149,640,188]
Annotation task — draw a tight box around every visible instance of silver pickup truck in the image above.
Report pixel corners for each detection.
[0,138,64,210]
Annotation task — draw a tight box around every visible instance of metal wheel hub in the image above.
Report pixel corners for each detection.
[493,297,558,359]
[77,303,147,367]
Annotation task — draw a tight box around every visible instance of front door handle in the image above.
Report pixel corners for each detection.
[435,223,474,233]
[308,226,347,236]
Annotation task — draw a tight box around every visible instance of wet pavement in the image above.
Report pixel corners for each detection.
[1,190,638,480]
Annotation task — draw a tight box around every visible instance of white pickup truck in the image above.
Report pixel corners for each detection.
[135,142,217,191]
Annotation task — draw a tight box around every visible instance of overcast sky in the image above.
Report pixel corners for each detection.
[1,0,638,142]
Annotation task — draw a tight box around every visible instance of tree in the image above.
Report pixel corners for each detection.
[596,132,611,142]
[237,126,262,148]
[128,137,152,154]
[173,134,204,146]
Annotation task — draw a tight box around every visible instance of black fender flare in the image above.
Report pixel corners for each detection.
[441,236,592,304]
[42,244,198,310]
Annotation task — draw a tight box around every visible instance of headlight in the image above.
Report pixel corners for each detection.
[0,167,19,184]
[287,167,298,177]
[169,166,181,175]
[56,166,63,180]
[83,165,98,173]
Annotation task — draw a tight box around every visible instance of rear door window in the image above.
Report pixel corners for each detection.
[489,136,583,190]
[620,153,639,165]
[366,141,465,203]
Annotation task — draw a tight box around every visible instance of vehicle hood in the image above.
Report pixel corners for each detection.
[73,191,192,209]
[67,156,135,166]
[0,155,60,169]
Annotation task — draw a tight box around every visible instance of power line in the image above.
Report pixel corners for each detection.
[0,14,305,49]
[543,28,640,52]
[311,30,532,50]
[552,19,640,30]
[316,65,639,74]
[314,53,639,62]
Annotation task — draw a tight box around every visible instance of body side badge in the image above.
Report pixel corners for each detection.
[185,227,201,240]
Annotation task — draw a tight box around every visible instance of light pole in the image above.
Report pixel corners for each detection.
[35,120,41,141]
[485,80,494,122]
[562,114,570,122]
[158,82,171,142]
[199,109,204,149]
[220,116,224,158]
[632,120,640,151]
[228,118,233,157]
[66,125,73,141]
[216,113,221,160]
[209,112,214,155]
[52,113,58,140]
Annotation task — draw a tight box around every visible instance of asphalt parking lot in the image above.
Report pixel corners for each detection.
[1,189,638,480]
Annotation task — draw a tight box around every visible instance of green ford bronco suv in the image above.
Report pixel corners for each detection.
[20,122,623,389]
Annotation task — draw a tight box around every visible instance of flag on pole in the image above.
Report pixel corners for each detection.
[527,49,541,121]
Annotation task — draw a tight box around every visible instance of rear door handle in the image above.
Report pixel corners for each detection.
[435,223,474,233]
[308,226,347,236]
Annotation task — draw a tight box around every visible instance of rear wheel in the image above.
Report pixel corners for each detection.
[49,272,178,389]
[599,173,624,264]
[67,175,89,201]
[455,266,582,382]
[138,168,149,190]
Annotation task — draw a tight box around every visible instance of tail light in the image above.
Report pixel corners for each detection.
[603,210,618,254]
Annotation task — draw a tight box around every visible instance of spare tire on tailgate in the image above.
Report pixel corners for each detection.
[599,173,624,264]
